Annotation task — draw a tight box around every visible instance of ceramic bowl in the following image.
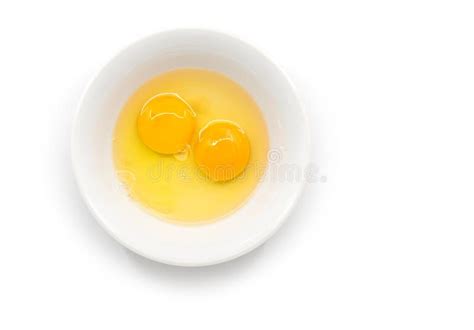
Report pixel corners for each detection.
[72,29,310,266]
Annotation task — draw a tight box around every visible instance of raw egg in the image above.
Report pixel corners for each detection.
[194,120,250,182]
[137,93,195,154]
[113,68,269,223]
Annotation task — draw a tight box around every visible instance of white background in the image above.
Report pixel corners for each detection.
[1,0,473,329]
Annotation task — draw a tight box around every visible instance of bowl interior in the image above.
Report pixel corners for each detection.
[72,30,309,266]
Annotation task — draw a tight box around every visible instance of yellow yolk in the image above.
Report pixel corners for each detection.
[137,93,195,154]
[194,120,250,182]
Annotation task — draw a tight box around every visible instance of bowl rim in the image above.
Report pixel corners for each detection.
[71,28,311,267]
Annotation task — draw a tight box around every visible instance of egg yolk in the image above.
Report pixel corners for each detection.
[194,120,250,182]
[137,93,196,154]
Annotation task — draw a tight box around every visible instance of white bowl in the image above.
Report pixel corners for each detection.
[72,29,310,266]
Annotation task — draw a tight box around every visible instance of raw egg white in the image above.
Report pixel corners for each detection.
[113,68,269,224]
